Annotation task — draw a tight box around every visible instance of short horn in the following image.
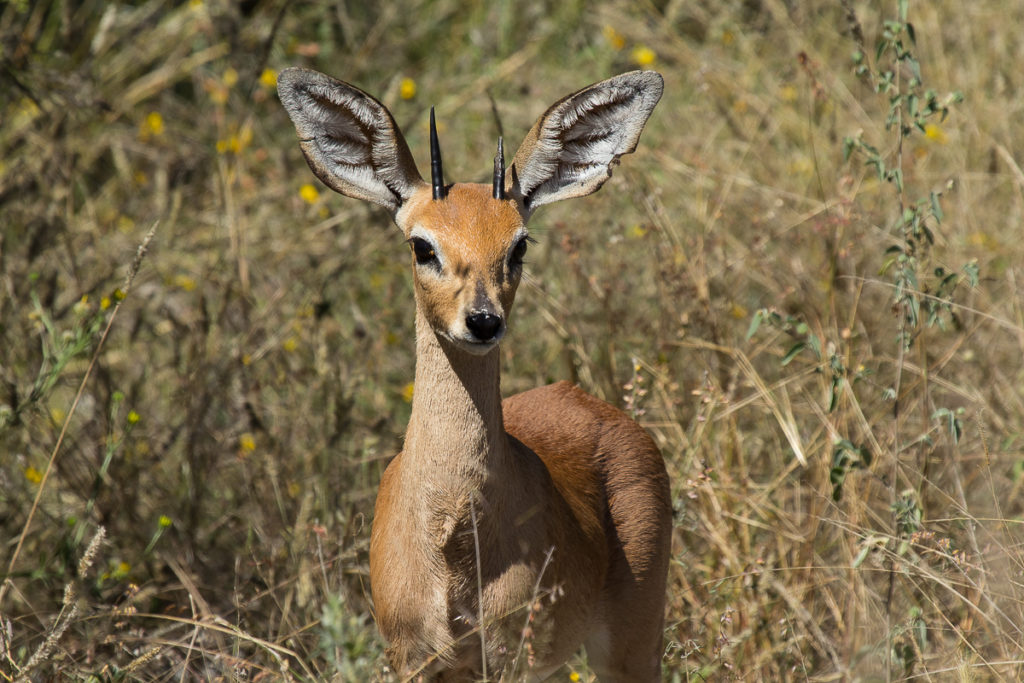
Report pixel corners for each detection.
[429,107,446,200]
[492,136,505,200]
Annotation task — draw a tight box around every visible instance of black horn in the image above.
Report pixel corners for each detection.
[492,136,505,200]
[429,107,446,200]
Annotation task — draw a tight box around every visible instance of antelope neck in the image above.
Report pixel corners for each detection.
[404,308,510,480]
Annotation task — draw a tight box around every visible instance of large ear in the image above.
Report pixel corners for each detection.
[507,71,663,216]
[277,67,427,215]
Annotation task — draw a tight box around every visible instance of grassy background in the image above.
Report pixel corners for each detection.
[2,0,1023,679]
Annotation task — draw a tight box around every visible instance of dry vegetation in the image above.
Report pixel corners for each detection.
[3,0,1024,680]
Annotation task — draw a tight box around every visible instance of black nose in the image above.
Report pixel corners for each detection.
[466,313,502,342]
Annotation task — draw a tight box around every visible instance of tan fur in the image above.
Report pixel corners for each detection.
[397,185,526,343]
[278,69,670,681]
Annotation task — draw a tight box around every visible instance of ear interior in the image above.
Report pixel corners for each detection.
[508,71,663,214]
[278,68,425,214]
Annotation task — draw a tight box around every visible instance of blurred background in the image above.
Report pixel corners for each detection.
[2,0,1023,679]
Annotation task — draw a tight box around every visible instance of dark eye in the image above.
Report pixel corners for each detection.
[510,237,529,266]
[410,237,437,266]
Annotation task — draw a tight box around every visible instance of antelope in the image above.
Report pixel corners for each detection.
[278,68,671,681]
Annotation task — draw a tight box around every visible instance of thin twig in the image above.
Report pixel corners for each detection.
[511,546,556,677]
[469,495,488,681]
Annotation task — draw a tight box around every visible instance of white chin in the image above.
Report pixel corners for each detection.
[440,330,502,355]
[455,338,499,356]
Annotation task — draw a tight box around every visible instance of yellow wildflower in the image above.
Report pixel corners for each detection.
[603,25,625,51]
[399,77,417,100]
[127,410,140,424]
[239,433,256,453]
[967,232,996,249]
[173,274,197,291]
[282,337,299,352]
[14,97,40,125]
[780,84,798,103]
[402,382,415,402]
[260,68,278,89]
[924,123,947,144]
[299,183,320,203]
[24,466,43,484]
[222,67,239,88]
[788,156,814,176]
[146,111,164,134]
[139,111,164,141]
[630,45,656,67]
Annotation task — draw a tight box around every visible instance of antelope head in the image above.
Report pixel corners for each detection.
[277,69,663,355]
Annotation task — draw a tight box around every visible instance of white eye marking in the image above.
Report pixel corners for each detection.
[408,226,444,269]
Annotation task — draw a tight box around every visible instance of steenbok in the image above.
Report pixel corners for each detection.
[279,69,671,681]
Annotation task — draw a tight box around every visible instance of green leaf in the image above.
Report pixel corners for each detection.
[921,223,934,245]
[830,440,872,501]
[891,167,904,193]
[879,253,898,276]
[842,137,856,162]
[931,407,963,444]
[806,333,822,360]
[903,267,918,290]
[962,261,979,287]
[906,292,920,328]
[1012,460,1024,481]
[852,544,872,568]
[781,342,806,366]
[828,377,842,413]
[745,309,764,341]
[930,191,944,223]
[908,56,921,83]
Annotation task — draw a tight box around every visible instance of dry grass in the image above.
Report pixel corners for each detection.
[2,0,1023,680]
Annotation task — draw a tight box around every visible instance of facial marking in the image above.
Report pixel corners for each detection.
[397,184,528,352]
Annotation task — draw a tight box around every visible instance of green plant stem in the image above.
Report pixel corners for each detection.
[0,224,156,609]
